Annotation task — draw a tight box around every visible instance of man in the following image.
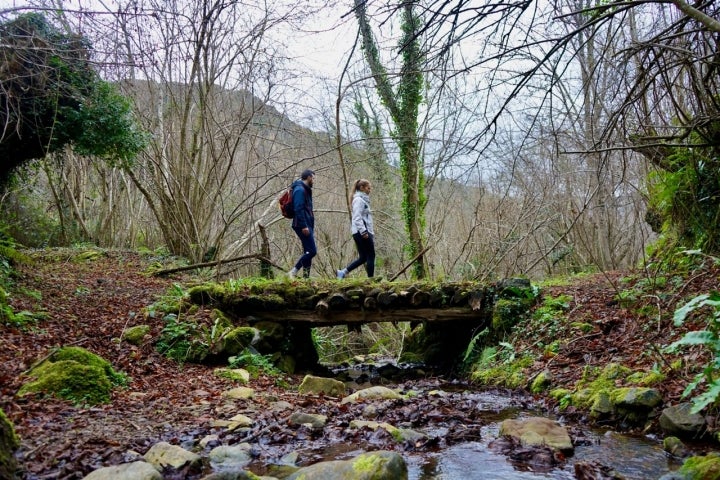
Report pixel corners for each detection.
[288,169,316,278]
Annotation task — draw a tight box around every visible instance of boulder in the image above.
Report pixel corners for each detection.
[285,450,407,480]
[208,444,253,470]
[659,403,706,438]
[499,417,573,453]
[144,441,201,470]
[83,461,162,480]
[298,375,346,397]
[340,386,403,404]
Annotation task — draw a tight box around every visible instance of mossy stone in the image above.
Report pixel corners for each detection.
[675,452,720,480]
[188,283,226,304]
[122,325,151,345]
[0,408,20,480]
[18,360,113,405]
[223,327,258,356]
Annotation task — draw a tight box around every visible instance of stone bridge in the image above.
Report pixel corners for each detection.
[187,278,536,372]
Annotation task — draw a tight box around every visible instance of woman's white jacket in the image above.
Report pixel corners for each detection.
[351,192,374,235]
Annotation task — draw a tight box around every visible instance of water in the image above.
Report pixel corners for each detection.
[312,386,686,480]
[406,424,681,479]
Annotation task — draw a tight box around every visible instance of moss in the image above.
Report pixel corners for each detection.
[121,324,150,345]
[471,356,533,389]
[627,370,666,386]
[47,346,127,385]
[74,249,105,262]
[187,283,226,304]
[1,408,19,480]
[530,371,552,393]
[677,452,720,480]
[352,453,383,473]
[492,298,531,332]
[18,360,113,405]
[223,327,258,356]
[571,322,593,333]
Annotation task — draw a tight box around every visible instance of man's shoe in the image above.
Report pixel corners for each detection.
[288,268,298,278]
[336,269,346,279]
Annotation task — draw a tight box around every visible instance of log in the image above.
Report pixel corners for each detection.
[152,254,283,276]
[411,291,430,307]
[377,291,398,307]
[248,307,486,326]
[316,300,329,317]
[468,290,485,311]
[327,292,348,309]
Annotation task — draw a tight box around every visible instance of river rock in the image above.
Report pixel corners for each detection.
[289,412,327,429]
[659,403,706,438]
[612,387,662,409]
[658,452,720,480]
[144,441,201,470]
[223,387,255,400]
[285,450,407,480]
[499,417,573,453]
[83,461,162,480]
[208,444,253,469]
[201,472,277,480]
[574,460,625,479]
[350,420,426,443]
[298,375,346,397]
[340,386,403,404]
[663,436,690,458]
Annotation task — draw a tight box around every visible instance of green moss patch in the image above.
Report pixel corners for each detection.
[18,347,127,405]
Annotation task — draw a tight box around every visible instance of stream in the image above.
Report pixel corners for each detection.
[283,364,694,480]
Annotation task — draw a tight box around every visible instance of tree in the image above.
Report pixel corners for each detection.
[354,0,428,278]
[0,13,145,186]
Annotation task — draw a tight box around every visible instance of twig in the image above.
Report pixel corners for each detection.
[389,245,433,282]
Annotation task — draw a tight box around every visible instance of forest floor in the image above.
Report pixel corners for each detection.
[1,247,718,479]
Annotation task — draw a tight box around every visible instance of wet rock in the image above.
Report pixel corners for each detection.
[199,434,220,449]
[144,441,201,470]
[574,460,625,479]
[663,436,690,458]
[285,450,407,480]
[200,472,276,480]
[83,461,162,480]
[499,417,573,453]
[226,414,254,431]
[350,420,426,444]
[298,375,346,396]
[659,403,706,438]
[590,392,614,418]
[340,386,403,404]
[289,412,327,429]
[489,435,564,469]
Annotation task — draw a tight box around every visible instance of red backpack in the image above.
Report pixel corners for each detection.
[278,186,294,219]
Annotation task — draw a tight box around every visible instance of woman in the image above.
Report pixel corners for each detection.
[337,179,375,279]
